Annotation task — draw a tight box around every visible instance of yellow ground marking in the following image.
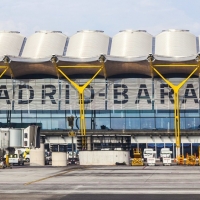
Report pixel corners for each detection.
[24,166,90,185]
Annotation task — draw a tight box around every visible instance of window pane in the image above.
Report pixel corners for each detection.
[95,118,110,130]
[192,143,199,156]
[22,118,36,124]
[147,143,155,149]
[125,118,140,129]
[185,110,199,117]
[0,111,6,118]
[139,143,146,158]
[126,110,140,117]
[37,110,51,117]
[52,118,66,130]
[156,118,170,129]
[165,143,174,158]
[0,118,6,123]
[11,118,21,123]
[37,118,51,129]
[111,110,125,117]
[155,110,170,117]
[11,110,21,118]
[111,118,125,130]
[185,118,199,129]
[140,110,154,117]
[95,110,110,117]
[69,118,91,130]
[51,110,65,117]
[22,110,36,118]
[156,143,164,158]
[141,118,155,129]
[183,143,191,157]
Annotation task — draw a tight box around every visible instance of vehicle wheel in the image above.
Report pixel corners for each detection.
[26,158,30,162]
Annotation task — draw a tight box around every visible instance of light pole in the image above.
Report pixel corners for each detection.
[67,116,76,164]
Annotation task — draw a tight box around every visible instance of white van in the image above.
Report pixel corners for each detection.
[9,154,24,166]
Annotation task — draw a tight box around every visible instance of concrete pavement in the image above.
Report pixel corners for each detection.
[1,165,200,199]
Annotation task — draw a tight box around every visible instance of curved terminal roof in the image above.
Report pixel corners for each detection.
[0,29,199,78]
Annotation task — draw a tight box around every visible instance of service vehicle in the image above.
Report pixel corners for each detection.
[161,148,172,166]
[23,148,30,162]
[160,148,171,161]
[24,154,30,162]
[68,157,79,165]
[146,150,157,166]
[45,151,52,165]
[0,156,6,169]
[143,148,154,161]
[9,154,24,166]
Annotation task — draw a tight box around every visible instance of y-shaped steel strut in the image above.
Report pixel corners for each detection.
[52,56,106,149]
[149,56,199,157]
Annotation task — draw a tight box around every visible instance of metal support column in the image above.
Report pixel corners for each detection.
[148,57,199,158]
[52,56,106,149]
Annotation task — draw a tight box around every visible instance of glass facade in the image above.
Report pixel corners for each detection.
[1,109,199,130]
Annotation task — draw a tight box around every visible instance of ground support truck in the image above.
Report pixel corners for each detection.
[160,148,172,166]
[143,148,157,166]
[146,150,156,166]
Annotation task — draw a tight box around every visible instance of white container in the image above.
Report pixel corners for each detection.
[110,30,152,57]
[9,129,23,147]
[22,31,67,58]
[66,30,110,58]
[155,29,197,57]
[52,152,67,166]
[0,31,24,56]
[0,128,10,148]
[79,151,129,165]
[30,143,45,166]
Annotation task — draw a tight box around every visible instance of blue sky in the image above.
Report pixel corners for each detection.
[0,0,200,37]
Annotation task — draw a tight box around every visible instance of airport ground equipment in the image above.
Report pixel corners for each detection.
[176,155,185,165]
[146,150,156,166]
[0,157,6,169]
[131,149,143,166]
[0,125,41,166]
[161,149,172,166]
[9,153,24,166]
[160,148,171,161]
[198,146,200,165]
[22,148,30,162]
[143,148,154,162]
[186,154,197,166]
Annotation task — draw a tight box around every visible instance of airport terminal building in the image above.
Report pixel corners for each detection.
[0,29,200,158]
